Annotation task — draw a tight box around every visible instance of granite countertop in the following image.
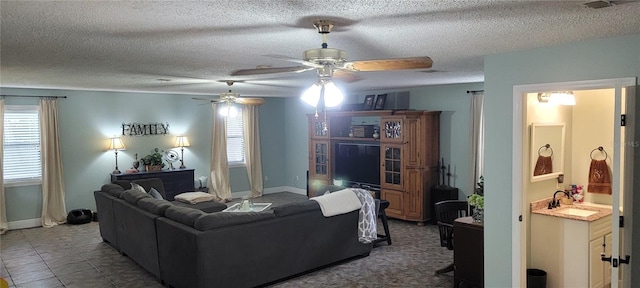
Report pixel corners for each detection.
[530,198,612,222]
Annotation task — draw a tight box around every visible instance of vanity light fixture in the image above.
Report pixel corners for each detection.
[537,91,576,106]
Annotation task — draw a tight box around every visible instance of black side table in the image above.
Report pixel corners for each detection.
[374,199,392,245]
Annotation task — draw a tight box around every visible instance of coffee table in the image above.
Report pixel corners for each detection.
[223,202,272,212]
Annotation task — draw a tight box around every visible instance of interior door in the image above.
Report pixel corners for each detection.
[609,81,636,288]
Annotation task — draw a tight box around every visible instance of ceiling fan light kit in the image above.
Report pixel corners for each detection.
[229,19,433,110]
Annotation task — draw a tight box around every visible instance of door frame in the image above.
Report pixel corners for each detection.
[511,77,636,287]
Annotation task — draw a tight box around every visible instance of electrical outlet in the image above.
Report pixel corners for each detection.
[264,176,269,182]
[295,176,299,181]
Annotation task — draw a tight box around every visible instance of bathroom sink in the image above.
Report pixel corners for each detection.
[557,208,598,217]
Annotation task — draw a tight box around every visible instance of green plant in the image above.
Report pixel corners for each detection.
[141,148,165,167]
[468,193,484,210]
[476,175,484,196]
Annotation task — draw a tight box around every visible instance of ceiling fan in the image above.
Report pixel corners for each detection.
[192,80,265,106]
[230,20,433,81]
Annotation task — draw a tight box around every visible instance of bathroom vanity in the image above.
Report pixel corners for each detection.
[530,201,612,288]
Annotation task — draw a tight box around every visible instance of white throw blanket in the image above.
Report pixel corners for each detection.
[174,192,216,204]
[311,188,378,244]
[310,189,362,217]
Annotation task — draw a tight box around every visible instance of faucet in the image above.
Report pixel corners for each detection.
[548,190,572,209]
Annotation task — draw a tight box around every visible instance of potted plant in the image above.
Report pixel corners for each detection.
[141,148,165,171]
[469,176,485,222]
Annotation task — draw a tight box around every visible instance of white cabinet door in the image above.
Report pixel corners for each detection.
[589,233,613,288]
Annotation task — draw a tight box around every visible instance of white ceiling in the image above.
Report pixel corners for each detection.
[2,1,640,98]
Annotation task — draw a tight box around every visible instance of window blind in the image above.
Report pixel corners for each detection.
[226,110,245,164]
[3,105,42,183]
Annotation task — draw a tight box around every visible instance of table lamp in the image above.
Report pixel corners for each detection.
[174,136,191,169]
[108,136,125,174]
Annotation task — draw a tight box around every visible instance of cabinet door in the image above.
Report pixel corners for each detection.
[589,233,612,288]
[380,116,404,143]
[404,169,424,220]
[382,189,404,218]
[403,117,423,167]
[309,117,329,139]
[309,140,330,181]
[381,144,404,191]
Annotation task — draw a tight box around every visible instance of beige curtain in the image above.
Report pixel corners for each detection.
[0,98,7,234]
[242,105,264,197]
[40,98,67,227]
[210,103,232,202]
[470,91,485,193]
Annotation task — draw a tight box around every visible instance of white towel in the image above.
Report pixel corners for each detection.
[310,189,362,217]
[174,192,216,204]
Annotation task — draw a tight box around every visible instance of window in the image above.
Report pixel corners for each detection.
[3,105,41,185]
[226,109,245,165]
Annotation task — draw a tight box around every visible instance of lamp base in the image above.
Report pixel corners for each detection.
[112,169,121,174]
[179,164,186,169]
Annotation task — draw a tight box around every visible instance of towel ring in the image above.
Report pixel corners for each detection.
[538,144,554,157]
[590,146,608,160]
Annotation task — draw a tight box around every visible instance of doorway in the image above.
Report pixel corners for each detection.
[511,78,636,288]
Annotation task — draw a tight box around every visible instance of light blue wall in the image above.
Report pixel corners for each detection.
[410,83,484,197]
[483,33,640,287]
[1,88,287,222]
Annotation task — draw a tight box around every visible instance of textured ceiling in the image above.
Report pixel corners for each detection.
[2,1,640,98]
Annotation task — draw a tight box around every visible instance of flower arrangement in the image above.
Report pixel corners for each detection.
[468,193,484,210]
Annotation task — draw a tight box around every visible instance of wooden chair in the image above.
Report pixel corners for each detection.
[434,200,469,274]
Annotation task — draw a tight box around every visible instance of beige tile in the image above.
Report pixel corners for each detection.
[49,260,95,276]
[5,261,48,276]
[57,270,113,287]
[14,276,63,288]
[10,270,55,285]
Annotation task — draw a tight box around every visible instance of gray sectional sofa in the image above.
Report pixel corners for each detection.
[94,181,373,288]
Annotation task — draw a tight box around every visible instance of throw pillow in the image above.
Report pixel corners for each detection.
[148,187,164,200]
[130,182,146,193]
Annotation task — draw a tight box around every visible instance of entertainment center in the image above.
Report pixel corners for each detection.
[307,109,440,224]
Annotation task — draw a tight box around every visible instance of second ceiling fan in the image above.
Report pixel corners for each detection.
[231,20,433,81]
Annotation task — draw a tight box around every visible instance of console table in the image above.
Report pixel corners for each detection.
[111,169,195,201]
[454,216,484,288]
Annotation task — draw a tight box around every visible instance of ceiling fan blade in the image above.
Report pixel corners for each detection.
[235,97,265,105]
[264,54,324,68]
[230,66,313,76]
[344,56,433,72]
[333,70,364,83]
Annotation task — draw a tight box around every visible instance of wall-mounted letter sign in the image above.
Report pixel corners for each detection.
[122,122,170,136]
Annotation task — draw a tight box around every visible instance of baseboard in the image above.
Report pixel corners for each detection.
[8,218,41,230]
[230,186,307,198]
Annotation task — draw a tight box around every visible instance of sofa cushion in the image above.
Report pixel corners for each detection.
[273,201,321,217]
[112,180,132,190]
[137,198,172,216]
[165,206,207,227]
[121,189,152,205]
[148,188,164,200]
[172,200,227,213]
[194,211,276,231]
[101,183,125,197]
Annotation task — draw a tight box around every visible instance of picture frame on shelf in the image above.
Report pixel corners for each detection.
[374,94,387,110]
[363,95,375,110]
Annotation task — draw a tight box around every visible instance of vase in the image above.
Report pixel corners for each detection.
[472,208,484,223]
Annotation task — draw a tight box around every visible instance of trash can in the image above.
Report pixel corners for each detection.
[527,269,547,288]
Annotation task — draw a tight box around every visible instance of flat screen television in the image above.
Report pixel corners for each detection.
[334,142,380,188]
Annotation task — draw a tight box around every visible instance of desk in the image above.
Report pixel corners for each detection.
[454,216,484,288]
[111,169,195,201]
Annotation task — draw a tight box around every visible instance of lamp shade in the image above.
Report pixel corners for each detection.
[108,137,125,151]
[175,136,191,148]
[219,103,238,117]
[301,80,344,108]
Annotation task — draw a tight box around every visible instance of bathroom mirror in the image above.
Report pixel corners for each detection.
[530,122,566,182]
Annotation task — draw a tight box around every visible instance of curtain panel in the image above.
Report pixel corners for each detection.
[210,103,232,202]
[470,92,485,193]
[242,105,264,197]
[0,98,7,234]
[40,98,67,227]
